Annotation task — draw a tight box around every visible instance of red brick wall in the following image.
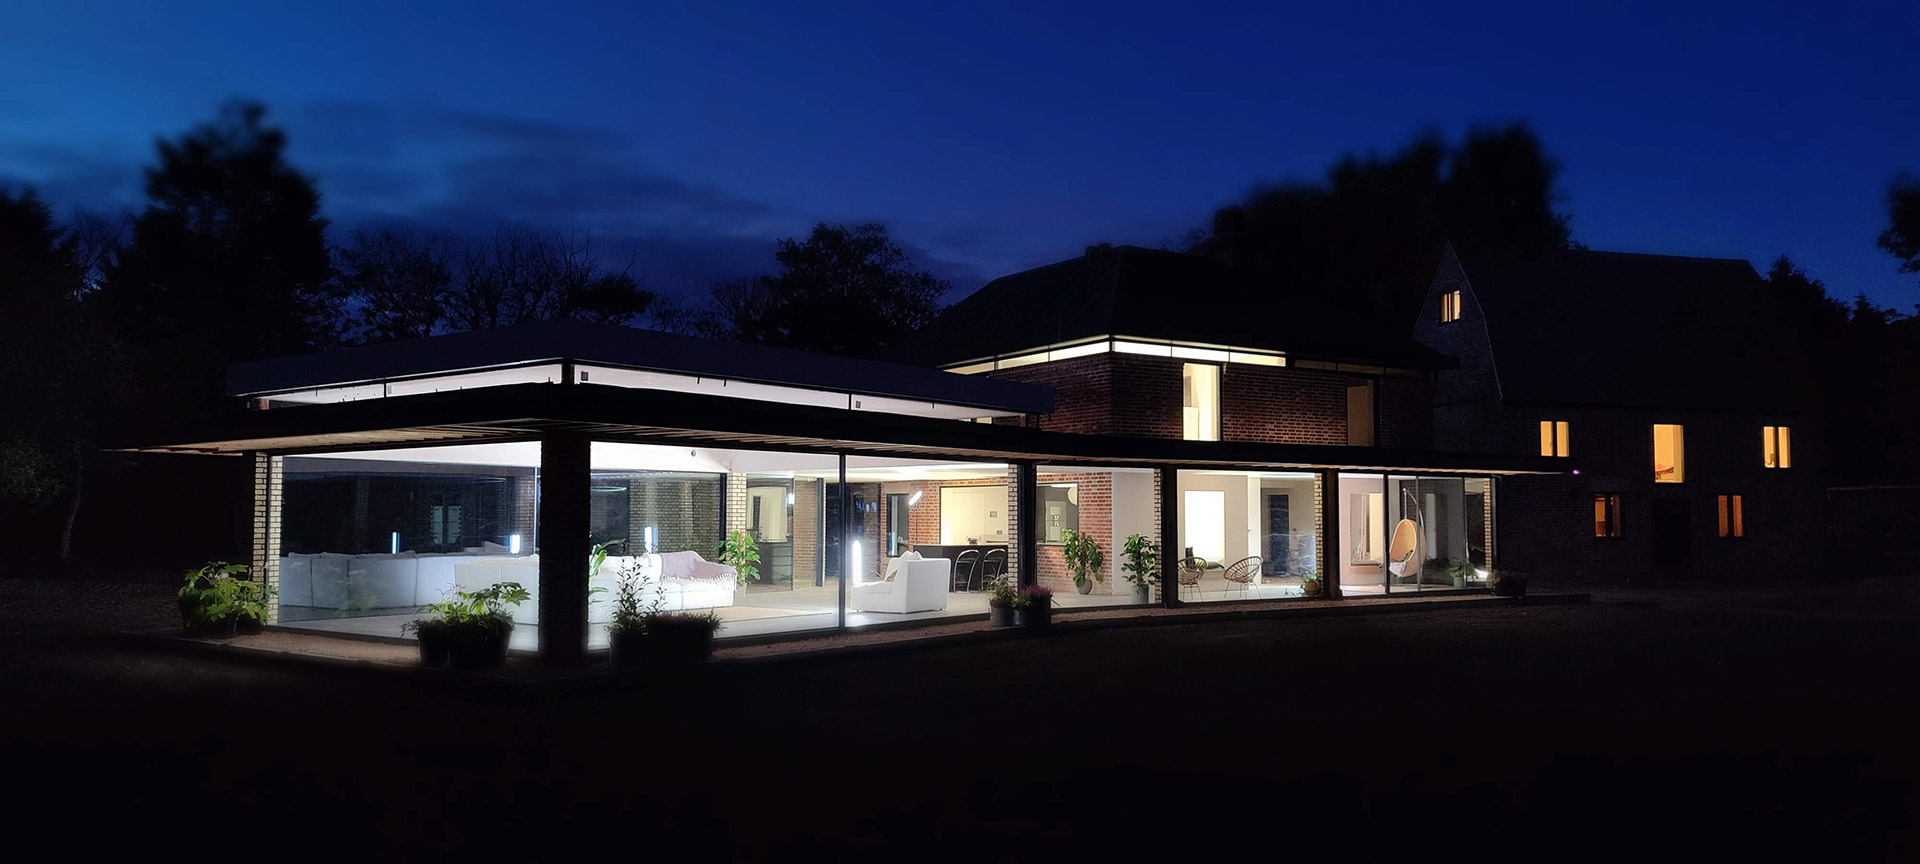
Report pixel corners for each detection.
[1033,471,1114,593]
[1220,363,1348,445]
[988,354,1117,434]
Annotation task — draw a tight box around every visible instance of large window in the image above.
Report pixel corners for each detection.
[1182,363,1221,441]
[1763,426,1792,468]
[1594,494,1622,538]
[1183,490,1226,563]
[884,493,910,556]
[1539,420,1571,457]
[1717,494,1746,539]
[1653,424,1686,483]
[1039,483,1079,544]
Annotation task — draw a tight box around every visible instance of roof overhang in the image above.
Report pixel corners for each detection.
[115,382,1565,476]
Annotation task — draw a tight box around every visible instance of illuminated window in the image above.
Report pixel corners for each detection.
[1763,425,1792,468]
[1593,494,1622,539]
[1440,289,1463,324]
[1539,420,1571,457]
[1182,363,1220,441]
[1653,424,1685,483]
[1346,381,1375,446]
[1716,494,1745,539]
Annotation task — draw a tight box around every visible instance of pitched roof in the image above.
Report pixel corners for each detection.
[897,245,1449,369]
[1455,247,1821,413]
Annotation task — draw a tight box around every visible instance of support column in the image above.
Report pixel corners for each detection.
[1159,466,1180,608]
[1319,468,1343,600]
[538,431,591,664]
[249,453,284,624]
[1015,462,1038,588]
[836,455,849,627]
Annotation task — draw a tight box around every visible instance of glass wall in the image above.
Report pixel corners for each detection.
[589,442,839,643]
[1339,473,1493,594]
[843,455,1019,623]
[278,441,543,648]
[1035,466,1161,608]
[1173,470,1320,602]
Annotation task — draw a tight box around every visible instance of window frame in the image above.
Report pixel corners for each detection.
[1440,289,1463,325]
[1037,482,1080,546]
[1593,494,1622,539]
[884,492,911,557]
[1539,420,1571,457]
[1762,425,1793,469]
[1181,362,1222,442]
[1716,494,1746,539]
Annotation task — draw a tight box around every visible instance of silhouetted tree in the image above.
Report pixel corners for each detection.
[1200,124,1574,321]
[0,190,130,561]
[101,102,337,425]
[338,228,453,343]
[704,223,946,358]
[439,225,652,332]
[1879,174,1920,281]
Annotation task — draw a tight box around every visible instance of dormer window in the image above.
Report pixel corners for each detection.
[1763,426,1792,468]
[1653,424,1685,483]
[1440,289,1463,324]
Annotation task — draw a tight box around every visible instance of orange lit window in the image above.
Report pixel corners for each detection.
[1440,289,1463,324]
[1653,424,1685,483]
[1539,420,1570,457]
[1593,494,1622,538]
[1763,426,1792,468]
[1716,494,1745,538]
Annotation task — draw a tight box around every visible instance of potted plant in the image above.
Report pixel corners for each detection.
[178,562,272,637]
[986,573,1017,627]
[1298,569,1327,599]
[1489,570,1529,598]
[718,529,761,592]
[609,559,723,667]
[1015,585,1054,628]
[404,582,528,669]
[1061,528,1104,596]
[1121,533,1159,604]
[1447,558,1478,589]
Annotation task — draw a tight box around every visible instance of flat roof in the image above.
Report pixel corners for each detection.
[120,381,1565,476]
[227,319,1054,416]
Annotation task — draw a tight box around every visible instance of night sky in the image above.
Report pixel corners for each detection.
[3,0,1916,308]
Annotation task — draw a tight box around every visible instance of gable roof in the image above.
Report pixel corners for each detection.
[1452,247,1821,414]
[897,245,1450,369]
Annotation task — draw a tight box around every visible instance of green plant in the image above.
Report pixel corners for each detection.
[718,529,760,587]
[589,540,620,599]
[405,582,530,639]
[1121,534,1160,588]
[1447,558,1479,584]
[1298,569,1326,598]
[986,573,1018,608]
[179,561,273,626]
[608,557,656,637]
[1060,528,1104,591]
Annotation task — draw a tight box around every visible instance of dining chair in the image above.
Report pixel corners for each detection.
[979,548,1007,591]
[953,548,982,592]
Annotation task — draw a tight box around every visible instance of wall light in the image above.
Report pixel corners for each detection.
[508,533,522,555]
[390,532,400,554]
[787,491,796,506]
[849,539,863,580]
[644,525,657,554]
[907,489,924,507]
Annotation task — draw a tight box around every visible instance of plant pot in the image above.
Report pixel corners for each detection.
[1131,584,1152,604]
[178,597,200,632]
[237,616,265,635]
[1074,578,1093,595]
[198,616,239,639]
[416,632,450,668]
[1452,576,1469,589]
[988,604,1015,627]
[609,631,646,668]
[447,627,511,670]
[1017,604,1052,629]
[646,623,715,663]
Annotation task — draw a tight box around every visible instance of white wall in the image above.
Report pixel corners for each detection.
[1176,472,1258,566]
[1338,475,1385,589]
[1110,471,1158,594]
[940,485,1009,545]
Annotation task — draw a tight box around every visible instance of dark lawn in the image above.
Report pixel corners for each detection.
[3,580,1916,860]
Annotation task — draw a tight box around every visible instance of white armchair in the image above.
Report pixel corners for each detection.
[851,556,952,614]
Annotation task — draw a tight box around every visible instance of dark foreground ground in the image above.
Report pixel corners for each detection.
[3,579,1917,860]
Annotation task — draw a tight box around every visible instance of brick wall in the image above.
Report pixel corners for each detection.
[1032,471,1114,594]
[250,453,283,624]
[793,477,822,587]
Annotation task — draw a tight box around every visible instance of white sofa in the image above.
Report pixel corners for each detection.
[453,550,737,626]
[851,556,951,614]
[280,551,501,613]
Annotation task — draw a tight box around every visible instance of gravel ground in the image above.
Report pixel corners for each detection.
[0,576,178,638]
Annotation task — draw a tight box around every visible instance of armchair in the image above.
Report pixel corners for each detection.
[851,556,952,614]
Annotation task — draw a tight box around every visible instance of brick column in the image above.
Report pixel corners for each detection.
[1014,462,1037,588]
[539,432,591,664]
[1320,468,1342,599]
[249,453,283,624]
[724,472,748,539]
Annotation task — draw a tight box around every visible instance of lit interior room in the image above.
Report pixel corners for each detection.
[1173,470,1321,602]
[1338,472,1493,594]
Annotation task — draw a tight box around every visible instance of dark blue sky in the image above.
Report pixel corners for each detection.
[3,0,1916,307]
